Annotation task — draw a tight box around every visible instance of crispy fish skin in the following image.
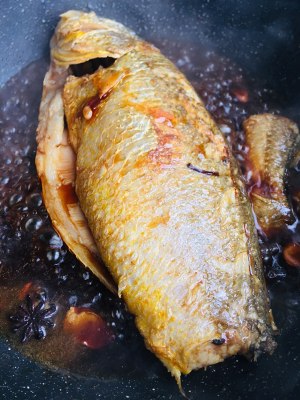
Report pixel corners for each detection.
[36,60,116,294]
[244,114,299,235]
[42,11,275,380]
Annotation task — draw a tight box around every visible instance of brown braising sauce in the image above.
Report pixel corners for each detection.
[58,183,78,207]
[0,39,300,380]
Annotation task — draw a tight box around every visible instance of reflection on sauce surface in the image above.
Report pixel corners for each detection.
[0,39,300,384]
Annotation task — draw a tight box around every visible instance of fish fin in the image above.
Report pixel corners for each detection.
[36,62,117,294]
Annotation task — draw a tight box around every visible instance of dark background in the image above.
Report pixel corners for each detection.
[1,0,300,104]
[1,1,300,399]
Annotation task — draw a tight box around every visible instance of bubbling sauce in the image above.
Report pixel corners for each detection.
[0,41,300,381]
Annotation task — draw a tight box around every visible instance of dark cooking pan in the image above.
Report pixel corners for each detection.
[1,1,300,399]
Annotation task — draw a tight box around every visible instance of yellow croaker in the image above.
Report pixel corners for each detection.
[36,10,276,386]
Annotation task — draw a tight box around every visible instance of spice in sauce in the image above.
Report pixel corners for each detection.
[9,294,56,343]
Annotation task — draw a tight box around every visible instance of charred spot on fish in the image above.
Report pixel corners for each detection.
[212,338,225,345]
[187,163,219,177]
[70,57,116,77]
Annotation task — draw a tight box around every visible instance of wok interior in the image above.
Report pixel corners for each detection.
[0,1,300,399]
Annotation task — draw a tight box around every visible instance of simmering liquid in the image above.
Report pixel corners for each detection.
[0,41,300,381]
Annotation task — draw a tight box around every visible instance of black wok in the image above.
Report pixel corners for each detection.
[1,1,300,399]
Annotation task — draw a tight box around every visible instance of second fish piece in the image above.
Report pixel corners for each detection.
[243,114,299,235]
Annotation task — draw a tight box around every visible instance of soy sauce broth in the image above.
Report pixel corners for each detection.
[0,39,300,384]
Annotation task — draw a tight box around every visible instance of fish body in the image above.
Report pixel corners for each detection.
[244,114,299,235]
[37,10,276,380]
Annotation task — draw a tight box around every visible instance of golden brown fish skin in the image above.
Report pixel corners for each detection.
[36,10,276,381]
[58,11,276,380]
[36,60,116,293]
[243,114,299,236]
[51,10,137,67]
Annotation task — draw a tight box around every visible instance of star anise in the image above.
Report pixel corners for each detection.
[9,294,57,343]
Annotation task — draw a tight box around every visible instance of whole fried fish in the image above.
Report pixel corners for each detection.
[36,10,276,383]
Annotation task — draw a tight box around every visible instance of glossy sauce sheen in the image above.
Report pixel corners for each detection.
[0,39,300,381]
